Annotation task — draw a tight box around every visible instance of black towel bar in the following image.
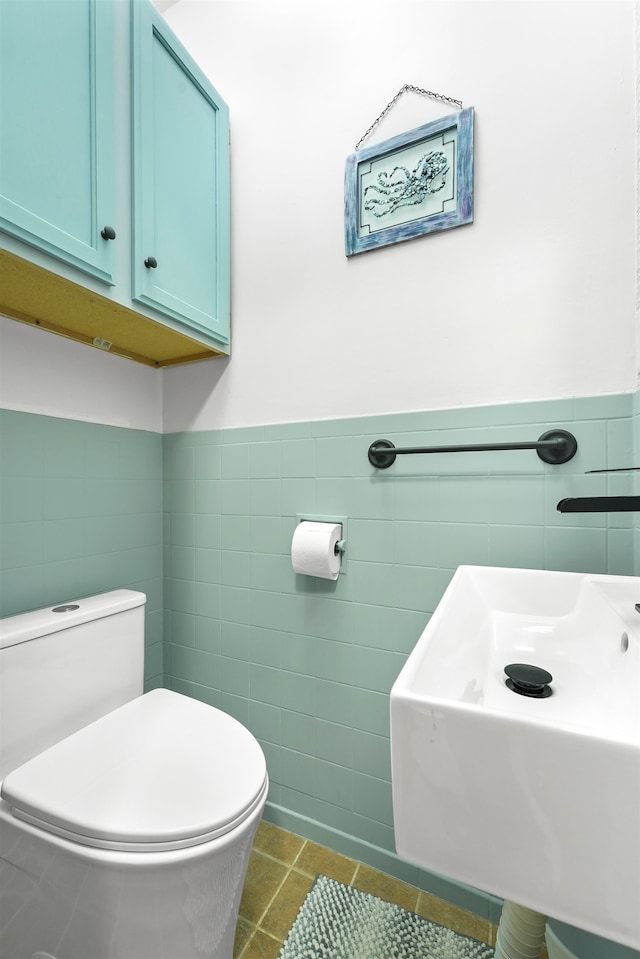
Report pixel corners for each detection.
[557,496,640,513]
[367,430,578,469]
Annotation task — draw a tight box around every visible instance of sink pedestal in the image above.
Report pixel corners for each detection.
[495,901,548,959]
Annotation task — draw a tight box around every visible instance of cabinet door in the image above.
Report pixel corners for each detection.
[131,0,230,348]
[0,0,116,284]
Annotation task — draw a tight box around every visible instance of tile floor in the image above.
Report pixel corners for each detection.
[234,821,500,959]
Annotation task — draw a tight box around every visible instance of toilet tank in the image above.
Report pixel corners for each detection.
[0,590,146,781]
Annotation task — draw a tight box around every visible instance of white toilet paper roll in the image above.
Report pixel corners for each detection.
[291,521,342,580]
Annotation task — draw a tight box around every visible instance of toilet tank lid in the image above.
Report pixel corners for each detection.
[1,689,268,851]
[0,590,146,649]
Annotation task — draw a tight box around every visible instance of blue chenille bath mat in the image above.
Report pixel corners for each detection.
[278,874,494,959]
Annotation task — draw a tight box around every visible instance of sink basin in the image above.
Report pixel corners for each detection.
[390,566,640,949]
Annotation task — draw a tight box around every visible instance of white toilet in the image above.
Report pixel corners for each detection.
[0,590,268,959]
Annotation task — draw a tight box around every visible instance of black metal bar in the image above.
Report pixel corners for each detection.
[585,466,640,473]
[380,440,559,454]
[368,430,578,469]
[557,496,640,513]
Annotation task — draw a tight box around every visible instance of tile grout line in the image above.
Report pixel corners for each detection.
[241,839,361,959]
[240,836,362,958]
[242,839,309,953]
[238,921,282,959]
[239,837,312,958]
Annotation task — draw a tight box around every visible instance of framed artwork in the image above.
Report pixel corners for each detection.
[344,107,474,256]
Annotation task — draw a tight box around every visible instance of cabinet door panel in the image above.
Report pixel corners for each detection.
[131,1,230,347]
[0,0,116,283]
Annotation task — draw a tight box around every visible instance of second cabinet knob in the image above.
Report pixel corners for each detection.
[144,256,158,269]
[101,226,116,240]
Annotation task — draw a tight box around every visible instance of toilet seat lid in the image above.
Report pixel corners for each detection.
[1,689,268,852]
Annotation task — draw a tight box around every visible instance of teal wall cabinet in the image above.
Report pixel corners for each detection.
[0,0,230,367]
[131,1,230,346]
[0,0,117,285]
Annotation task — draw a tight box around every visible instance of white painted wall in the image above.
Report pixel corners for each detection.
[0,2,636,434]
[162,0,638,433]
[0,317,162,432]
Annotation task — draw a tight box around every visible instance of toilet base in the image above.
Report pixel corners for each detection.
[0,791,265,959]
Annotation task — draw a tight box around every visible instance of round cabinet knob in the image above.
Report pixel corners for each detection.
[100,225,116,240]
[144,256,158,269]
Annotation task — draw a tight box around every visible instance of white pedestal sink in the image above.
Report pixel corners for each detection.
[390,566,639,950]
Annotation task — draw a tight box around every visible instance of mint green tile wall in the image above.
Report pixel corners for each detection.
[163,393,636,912]
[0,395,636,921]
[0,410,164,688]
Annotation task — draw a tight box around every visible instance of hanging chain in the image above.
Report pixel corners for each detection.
[354,84,463,152]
